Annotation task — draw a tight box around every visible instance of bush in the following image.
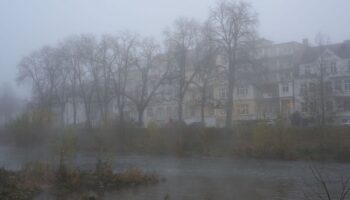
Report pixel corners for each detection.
[7,111,52,147]
[0,168,39,200]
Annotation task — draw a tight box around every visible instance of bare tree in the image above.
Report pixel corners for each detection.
[315,33,331,126]
[17,46,63,123]
[60,37,81,125]
[124,37,170,127]
[111,32,139,126]
[209,0,258,128]
[191,22,219,126]
[93,35,118,126]
[301,33,331,126]
[73,35,99,128]
[164,17,200,122]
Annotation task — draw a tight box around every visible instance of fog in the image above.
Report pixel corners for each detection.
[1,0,350,97]
[1,1,350,199]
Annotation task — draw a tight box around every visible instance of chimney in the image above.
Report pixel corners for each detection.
[302,38,309,47]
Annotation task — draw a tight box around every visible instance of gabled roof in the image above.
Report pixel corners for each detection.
[300,40,350,64]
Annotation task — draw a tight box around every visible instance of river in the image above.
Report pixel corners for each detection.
[0,146,349,200]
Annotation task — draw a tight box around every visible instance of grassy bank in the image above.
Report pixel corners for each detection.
[2,120,350,161]
[79,125,350,161]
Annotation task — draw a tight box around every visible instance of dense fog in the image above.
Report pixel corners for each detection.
[0,1,350,200]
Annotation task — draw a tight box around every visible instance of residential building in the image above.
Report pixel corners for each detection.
[56,39,350,127]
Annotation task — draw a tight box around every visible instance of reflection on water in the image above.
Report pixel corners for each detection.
[0,146,349,200]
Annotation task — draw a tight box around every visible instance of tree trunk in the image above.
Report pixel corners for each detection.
[225,60,235,129]
[72,96,77,125]
[84,102,92,129]
[320,61,325,126]
[137,107,145,127]
[60,104,65,126]
[178,96,183,122]
[119,107,124,126]
[201,87,206,126]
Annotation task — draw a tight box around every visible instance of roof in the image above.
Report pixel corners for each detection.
[300,40,350,64]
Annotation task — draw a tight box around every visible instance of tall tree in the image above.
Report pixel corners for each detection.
[93,35,117,126]
[164,17,200,122]
[60,36,83,125]
[313,33,331,125]
[17,46,62,115]
[209,0,257,128]
[73,35,98,128]
[111,32,138,126]
[125,37,170,127]
[191,22,219,126]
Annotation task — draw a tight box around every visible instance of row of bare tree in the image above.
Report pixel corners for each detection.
[17,0,258,128]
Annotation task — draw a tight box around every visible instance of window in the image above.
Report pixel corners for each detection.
[238,86,248,97]
[309,83,316,91]
[345,79,350,91]
[190,107,196,117]
[330,62,337,73]
[337,100,344,111]
[282,83,289,93]
[345,101,350,111]
[147,108,153,117]
[156,107,164,119]
[301,102,308,112]
[300,83,307,94]
[167,106,172,117]
[305,65,311,75]
[238,104,249,115]
[221,109,225,115]
[219,87,227,98]
[335,80,342,90]
[326,101,333,111]
[325,81,333,92]
[348,61,350,72]
[310,102,316,112]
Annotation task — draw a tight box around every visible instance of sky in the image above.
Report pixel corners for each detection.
[0,0,350,97]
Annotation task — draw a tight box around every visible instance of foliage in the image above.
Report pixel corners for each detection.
[7,111,52,147]
[5,120,350,161]
[0,168,39,200]
[88,125,350,161]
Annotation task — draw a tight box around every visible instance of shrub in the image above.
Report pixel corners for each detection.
[0,168,39,200]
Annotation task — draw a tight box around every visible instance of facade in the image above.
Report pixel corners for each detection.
[295,41,350,124]
[58,39,350,127]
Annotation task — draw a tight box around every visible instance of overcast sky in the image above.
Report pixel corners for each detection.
[1,0,349,97]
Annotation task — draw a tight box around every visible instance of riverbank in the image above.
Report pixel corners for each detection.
[1,154,347,200]
[0,161,159,200]
[2,125,350,162]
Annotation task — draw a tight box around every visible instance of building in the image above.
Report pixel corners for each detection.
[295,40,350,124]
[57,39,350,127]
